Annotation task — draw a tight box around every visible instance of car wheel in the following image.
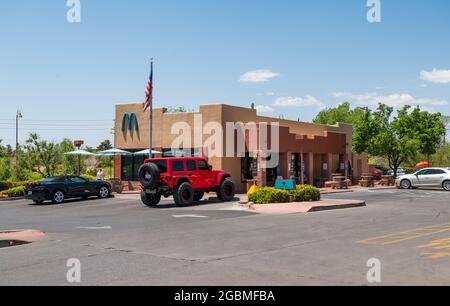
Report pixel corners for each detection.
[52,190,65,204]
[98,186,110,199]
[400,179,412,190]
[33,200,44,205]
[138,163,160,189]
[140,191,162,207]
[174,182,194,206]
[217,179,235,202]
[443,181,450,191]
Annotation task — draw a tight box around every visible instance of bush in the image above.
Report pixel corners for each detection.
[248,187,291,204]
[248,185,321,205]
[291,185,321,202]
[0,181,32,192]
[0,186,26,198]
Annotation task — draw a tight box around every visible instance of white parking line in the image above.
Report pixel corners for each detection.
[172,215,209,219]
[76,226,112,230]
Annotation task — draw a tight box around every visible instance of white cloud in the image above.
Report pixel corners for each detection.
[420,69,450,84]
[239,70,280,83]
[419,84,428,88]
[255,105,274,113]
[257,92,276,96]
[332,91,448,108]
[273,95,325,109]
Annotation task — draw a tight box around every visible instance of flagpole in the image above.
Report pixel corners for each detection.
[149,58,154,159]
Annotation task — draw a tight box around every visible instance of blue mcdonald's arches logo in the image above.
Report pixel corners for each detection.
[121,112,139,134]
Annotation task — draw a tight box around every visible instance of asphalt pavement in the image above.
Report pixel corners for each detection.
[0,189,449,285]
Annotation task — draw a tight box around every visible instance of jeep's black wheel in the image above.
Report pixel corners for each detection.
[174,182,194,206]
[217,179,235,202]
[138,163,160,189]
[140,191,161,207]
[193,192,205,202]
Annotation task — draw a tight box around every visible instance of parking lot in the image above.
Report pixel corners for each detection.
[0,188,449,286]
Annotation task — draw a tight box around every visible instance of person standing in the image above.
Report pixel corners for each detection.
[96,168,104,181]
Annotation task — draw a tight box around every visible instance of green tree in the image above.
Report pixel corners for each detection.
[313,102,366,125]
[431,144,450,167]
[0,140,5,157]
[353,104,445,177]
[442,115,450,145]
[0,156,12,180]
[166,106,192,113]
[25,133,62,177]
[96,140,113,171]
[59,138,77,175]
[97,140,113,152]
[407,108,445,161]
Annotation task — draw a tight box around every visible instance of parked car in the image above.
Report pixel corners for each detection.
[387,167,406,177]
[25,176,112,204]
[138,157,236,207]
[396,168,450,191]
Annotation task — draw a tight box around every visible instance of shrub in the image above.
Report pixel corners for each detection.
[248,185,321,204]
[0,181,33,192]
[0,186,26,198]
[248,187,291,204]
[291,185,321,202]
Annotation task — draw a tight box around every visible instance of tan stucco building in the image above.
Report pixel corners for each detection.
[114,103,369,192]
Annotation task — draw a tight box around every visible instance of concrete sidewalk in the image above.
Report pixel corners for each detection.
[320,185,397,195]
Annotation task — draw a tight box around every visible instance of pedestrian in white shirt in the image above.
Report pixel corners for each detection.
[96,168,104,181]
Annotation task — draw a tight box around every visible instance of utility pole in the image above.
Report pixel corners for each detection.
[15,110,23,180]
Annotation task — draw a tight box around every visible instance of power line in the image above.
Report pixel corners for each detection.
[0,128,111,132]
[0,119,114,122]
[0,123,114,127]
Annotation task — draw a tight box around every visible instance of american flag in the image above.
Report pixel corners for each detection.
[143,61,153,112]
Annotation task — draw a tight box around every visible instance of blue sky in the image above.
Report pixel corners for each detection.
[1,0,449,147]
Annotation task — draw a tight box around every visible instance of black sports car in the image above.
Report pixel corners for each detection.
[25,176,112,204]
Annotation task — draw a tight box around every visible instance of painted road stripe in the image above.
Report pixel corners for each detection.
[172,215,209,219]
[76,226,112,230]
[357,223,450,245]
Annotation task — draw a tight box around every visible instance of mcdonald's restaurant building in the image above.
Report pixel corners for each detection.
[114,103,369,193]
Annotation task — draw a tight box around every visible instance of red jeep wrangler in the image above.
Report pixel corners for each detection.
[138,157,236,207]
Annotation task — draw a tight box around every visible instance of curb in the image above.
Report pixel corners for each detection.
[308,201,366,212]
[0,197,25,202]
[321,190,354,195]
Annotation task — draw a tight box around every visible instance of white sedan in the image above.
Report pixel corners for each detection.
[396,168,450,191]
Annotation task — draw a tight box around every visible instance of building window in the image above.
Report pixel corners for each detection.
[121,153,146,181]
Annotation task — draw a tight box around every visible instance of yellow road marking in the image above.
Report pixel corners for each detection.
[417,238,450,250]
[421,252,450,260]
[417,238,450,260]
[357,223,450,245]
